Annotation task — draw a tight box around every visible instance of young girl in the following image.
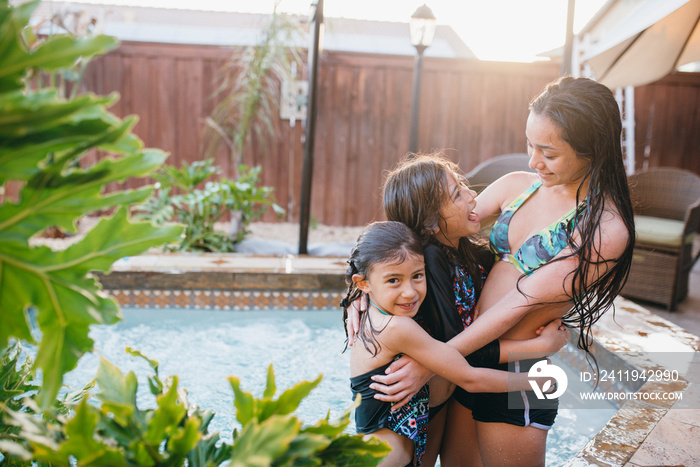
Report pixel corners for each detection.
[343,221,566,466]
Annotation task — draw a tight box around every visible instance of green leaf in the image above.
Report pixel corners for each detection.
[144,377,186,445]
[95,358,137,425]
[229,415,300,467]
[0,149,166,242]
[317,436,391,466]
[0,35,119,86]
[284,432,332,460]
[262,364,276,399]
[167,417,202,456]
[0,0,39,92]
[0,344,38,414]
[125,346,163,394]
[258,374,322,422]
[228,376,255,426]
[0,209,183,408]
[186,432,232,467]
[52,399,128,466]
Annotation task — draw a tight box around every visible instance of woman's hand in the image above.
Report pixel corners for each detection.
[369,355,434,410]
[345,295,367,345]
[534,319,570,356]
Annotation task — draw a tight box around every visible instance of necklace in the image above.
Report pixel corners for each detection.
[369,299,390,316]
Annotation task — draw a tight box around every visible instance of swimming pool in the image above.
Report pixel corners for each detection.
[64,307,616,466]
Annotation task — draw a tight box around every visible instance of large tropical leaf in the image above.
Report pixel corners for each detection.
[0,0,184,408]
[0,0,118,92]
[0,209,182,408]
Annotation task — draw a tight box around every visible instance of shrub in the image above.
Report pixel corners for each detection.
[135,159,285,251]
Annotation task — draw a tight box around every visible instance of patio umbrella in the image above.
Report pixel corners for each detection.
[584,0,700,89]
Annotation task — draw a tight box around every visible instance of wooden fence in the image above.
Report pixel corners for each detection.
[80,41,700,226]
[633,73,700,173]
[81,42,560,225]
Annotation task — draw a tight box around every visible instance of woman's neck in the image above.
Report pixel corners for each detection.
[545,176,589,202]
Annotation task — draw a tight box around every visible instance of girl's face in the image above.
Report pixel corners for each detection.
[526,112,591,188]
[435,170,481,246]
[354,252,426,317]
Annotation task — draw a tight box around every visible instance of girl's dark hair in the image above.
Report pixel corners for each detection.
[340,221,424,355]
[382,152,493,297]
[529,76,635,353]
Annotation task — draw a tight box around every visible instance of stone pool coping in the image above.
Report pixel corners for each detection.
[98,252,700,466]
[567,298,699,466]
[96,252,347,310]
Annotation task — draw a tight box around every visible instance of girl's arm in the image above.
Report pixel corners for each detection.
[447,256,577,356]
[370,257,576,405]
[384,318,549,394]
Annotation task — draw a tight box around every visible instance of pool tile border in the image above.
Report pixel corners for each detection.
[109,288,344,310]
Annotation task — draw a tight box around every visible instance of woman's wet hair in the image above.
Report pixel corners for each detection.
[382,152,492,299]
[529,76,635,355]
[340,221,424,355]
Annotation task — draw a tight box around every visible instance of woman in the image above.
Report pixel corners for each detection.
[352,76,635,466]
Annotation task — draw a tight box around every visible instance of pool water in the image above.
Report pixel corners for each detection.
[64,307,615,466]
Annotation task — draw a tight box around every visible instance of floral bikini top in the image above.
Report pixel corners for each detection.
[489,181,587,276]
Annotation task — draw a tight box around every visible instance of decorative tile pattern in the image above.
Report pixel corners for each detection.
[108,288,343,310]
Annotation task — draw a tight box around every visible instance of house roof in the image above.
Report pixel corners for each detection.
[28,1,477,59]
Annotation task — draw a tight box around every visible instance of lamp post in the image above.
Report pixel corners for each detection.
[408,4,436,154]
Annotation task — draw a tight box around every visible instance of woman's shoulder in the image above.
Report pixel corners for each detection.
[495,170,538,186]
[488,171,538,196]
[478,171,539,210]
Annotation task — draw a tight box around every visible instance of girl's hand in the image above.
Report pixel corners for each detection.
[345,295,367,345]
[369,355,433,410]
[534,319,570,356]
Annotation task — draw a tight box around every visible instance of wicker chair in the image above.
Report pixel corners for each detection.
[465,153,534,193]
[622,167,700,310]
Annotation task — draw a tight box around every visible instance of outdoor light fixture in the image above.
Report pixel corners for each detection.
[409,3,437,52]
[408,4,436,154]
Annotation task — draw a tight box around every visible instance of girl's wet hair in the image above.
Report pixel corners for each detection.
[341,221,424,355]
[529,76,635,356]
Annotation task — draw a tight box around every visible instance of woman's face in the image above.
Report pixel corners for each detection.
[357,253,426,317]
[526,111,591,188]
[435,170,481,246]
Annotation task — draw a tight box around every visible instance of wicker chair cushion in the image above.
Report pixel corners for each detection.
[634,215,694,248]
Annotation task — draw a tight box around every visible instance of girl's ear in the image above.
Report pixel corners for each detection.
[352,273,370,293]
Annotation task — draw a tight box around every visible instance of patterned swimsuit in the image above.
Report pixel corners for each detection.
[489,181,587,275]
[351,357,430,464]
